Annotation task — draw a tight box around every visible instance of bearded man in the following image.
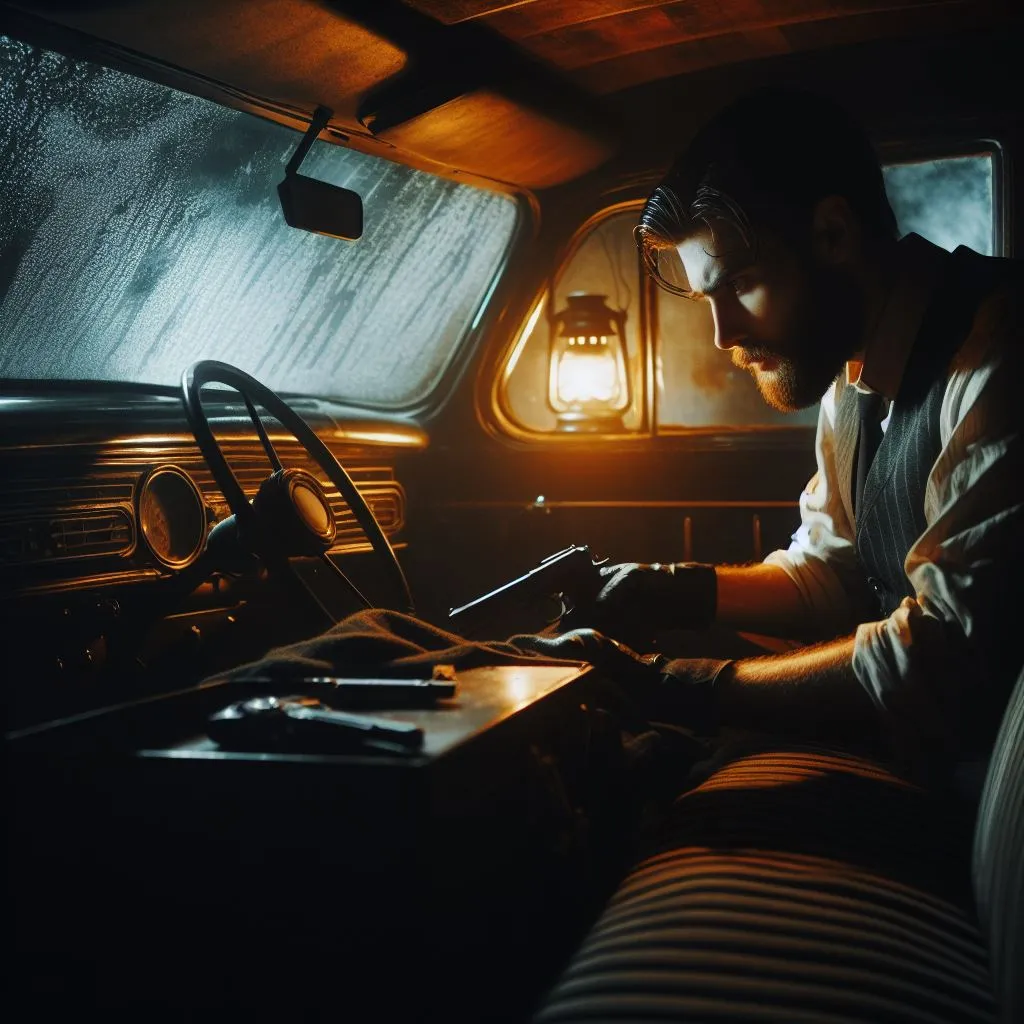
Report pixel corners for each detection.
[550,88,1024,788]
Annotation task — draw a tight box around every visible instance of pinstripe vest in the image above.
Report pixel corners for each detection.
[833,247,1016,617]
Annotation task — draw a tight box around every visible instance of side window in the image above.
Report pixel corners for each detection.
[882,151,995,255]
[656,289,818,429]
[500,149,1001,437]
[501,210,643,434]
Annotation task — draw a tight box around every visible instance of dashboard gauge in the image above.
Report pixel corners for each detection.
[137,466,206,569]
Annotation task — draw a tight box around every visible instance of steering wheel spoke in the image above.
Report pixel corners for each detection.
[285,554,372,625]
[181,360,414,619]
[242,394,284,473]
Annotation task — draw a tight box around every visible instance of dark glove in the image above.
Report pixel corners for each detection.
[563,561,717,634]
[513,628,732,735]
[511,627,664,684]
[654,656,734,735]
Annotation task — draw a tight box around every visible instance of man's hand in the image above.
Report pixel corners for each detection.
[512,627,663,682]
[513,627,732,734]
[563,561,717,633]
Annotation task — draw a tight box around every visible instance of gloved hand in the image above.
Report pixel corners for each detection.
[511,627,664,684]
[512,627,732,735]
[563,561,717,634]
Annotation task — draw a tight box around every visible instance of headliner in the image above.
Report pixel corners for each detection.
[2,0,1021,188]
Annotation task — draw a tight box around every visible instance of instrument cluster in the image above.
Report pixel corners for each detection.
[136,465,208,570]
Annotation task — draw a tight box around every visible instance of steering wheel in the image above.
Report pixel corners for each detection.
[181,360,414,619]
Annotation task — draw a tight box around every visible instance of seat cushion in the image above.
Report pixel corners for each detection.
[973,664,1024,1022]
[534,746,995,1024]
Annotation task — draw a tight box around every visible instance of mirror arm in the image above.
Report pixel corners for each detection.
[285,105,333,178]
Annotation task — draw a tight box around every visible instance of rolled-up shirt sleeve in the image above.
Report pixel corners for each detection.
[765,381,872,636]
[852,295,1024,758]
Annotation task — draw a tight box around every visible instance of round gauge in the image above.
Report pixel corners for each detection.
[137,466,207,569]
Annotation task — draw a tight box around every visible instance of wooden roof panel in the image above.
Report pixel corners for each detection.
[491,0,955,66]
[483,1,709,38]
[404,0,1012,90]
[573,28,791,93]
[398,0,538,24]
[556,0,1005,93]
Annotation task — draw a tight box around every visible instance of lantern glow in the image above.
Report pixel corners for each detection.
[548,293,630,431]
[555,339,622,404]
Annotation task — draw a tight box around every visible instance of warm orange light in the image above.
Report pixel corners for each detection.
[548,294,630,431]
[555,338,623,405]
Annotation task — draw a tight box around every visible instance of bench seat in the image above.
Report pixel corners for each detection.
[534,746,1000,1023]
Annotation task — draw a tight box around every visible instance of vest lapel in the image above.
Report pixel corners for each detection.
[832,376,860,531]
[856,406,901,529]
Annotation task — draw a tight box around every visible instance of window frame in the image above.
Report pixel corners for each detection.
[492,200,658,444]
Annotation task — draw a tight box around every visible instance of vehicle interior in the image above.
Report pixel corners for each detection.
[4,1,1023,1021]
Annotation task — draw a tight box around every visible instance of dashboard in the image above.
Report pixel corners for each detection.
[0,383,427,724]
[2,435,408,594]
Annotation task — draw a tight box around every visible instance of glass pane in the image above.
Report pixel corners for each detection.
[502,210,642,433]
[0,36,518,407]
[883,153,993,255]
[656,292,819,429]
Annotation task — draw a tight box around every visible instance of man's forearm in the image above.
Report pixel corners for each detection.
[714,563,812,636]
[715,634,879,734]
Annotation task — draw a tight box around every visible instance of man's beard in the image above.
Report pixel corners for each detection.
[736,263,864,412]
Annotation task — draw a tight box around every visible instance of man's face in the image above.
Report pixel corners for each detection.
[675,220,864,410]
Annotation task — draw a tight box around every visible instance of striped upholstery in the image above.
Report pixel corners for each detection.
[534,746,995,1023]
[972,667,1024,1023]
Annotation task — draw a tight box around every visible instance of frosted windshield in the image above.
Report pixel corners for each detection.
[0,36,518,406]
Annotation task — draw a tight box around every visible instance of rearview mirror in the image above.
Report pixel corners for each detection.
[278,105,363,241]
[278,174,363,241]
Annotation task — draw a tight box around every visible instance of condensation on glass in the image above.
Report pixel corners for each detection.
[502,210,643,433]
[0,36,518,406]
[883,152,994,256]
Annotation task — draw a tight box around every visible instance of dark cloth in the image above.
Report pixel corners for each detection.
[210,607,585,682]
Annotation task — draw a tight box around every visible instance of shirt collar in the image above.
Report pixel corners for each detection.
[846,233,950,399]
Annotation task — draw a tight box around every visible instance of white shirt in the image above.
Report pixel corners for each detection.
[765,234,1024,760]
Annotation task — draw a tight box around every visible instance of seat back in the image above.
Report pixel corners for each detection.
[973,664,1024,1023]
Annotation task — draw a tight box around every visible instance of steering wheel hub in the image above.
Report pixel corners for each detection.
[254,468,337,556]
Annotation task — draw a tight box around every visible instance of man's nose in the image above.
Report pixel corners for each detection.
[711,302,745,351]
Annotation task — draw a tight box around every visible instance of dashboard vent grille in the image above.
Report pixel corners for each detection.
[0,479,135,514]
[0,510,134,566]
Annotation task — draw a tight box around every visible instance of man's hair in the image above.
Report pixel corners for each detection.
[636,87,899,294]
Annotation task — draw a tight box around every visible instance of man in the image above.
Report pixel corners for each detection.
[554,88,1023,786]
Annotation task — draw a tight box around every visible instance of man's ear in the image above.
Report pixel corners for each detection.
[811,195,861,265]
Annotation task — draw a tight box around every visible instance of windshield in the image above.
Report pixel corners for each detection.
[0,36,519,407]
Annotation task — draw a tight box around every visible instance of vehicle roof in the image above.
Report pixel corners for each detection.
[3,0,1022,190]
